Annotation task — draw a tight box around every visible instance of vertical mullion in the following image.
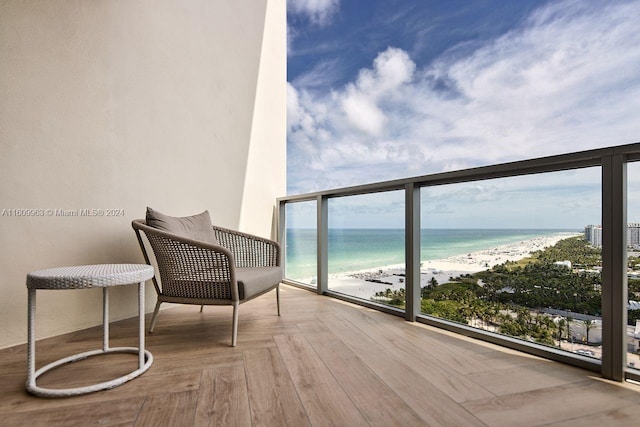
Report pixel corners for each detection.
[317,195,328,294]
[278,201,286,269]
[601,154,627,381]
[405,183,421,321]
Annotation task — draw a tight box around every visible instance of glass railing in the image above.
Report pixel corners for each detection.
[284,201,317,284]
[278,143,640,383]
[327,191,406,309]
[419,169,602,360]
[627,163,640,371]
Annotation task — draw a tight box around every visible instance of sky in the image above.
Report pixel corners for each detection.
[286,0,640,228]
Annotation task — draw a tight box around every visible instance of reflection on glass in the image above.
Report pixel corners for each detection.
[418,168,604,358]
[326,191,406,308]
[285,202,316,285]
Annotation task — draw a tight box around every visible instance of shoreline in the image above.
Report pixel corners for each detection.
[320,232,579,300]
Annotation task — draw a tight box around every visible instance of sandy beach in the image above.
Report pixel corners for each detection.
[325,233,579,300]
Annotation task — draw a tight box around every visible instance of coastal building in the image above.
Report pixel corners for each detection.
[554,260,572,269]
[584,224,602,248]
[585,223,640,249]
[629,223,640,248]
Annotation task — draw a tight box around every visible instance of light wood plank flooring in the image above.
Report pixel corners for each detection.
[1,285,640,426]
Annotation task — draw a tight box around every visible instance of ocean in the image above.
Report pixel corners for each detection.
[285,228,577,280]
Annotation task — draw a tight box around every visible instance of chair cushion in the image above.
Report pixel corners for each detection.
[237,267,283,300]
[146,207,218,245]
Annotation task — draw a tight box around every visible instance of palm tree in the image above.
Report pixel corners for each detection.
[556,318,566,347]
[565,316,573,342]
[583,319,594,344]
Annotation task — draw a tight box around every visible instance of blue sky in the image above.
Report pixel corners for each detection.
[286,0,640,228]
[288,0,547,90]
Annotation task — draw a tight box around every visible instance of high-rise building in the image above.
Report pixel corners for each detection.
[628,223,640,248]
[585,224,603,248]
[585,223,640,248]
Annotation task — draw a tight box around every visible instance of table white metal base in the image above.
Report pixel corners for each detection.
[26,264,154,397]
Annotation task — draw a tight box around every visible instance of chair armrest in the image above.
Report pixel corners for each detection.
[212,226,281,268]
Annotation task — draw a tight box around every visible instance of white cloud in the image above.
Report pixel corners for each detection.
[370,47,416,91]
[288,0,340,26]
[337,47,415,136]
[288,0,640,197]
[341,92,387,136]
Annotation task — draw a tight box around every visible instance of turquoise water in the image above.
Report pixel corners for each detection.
[285,228,577,279]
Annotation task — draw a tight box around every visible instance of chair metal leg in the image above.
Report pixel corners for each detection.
[149,300,162,333]
[276,284,280,316]
[199,305,204,313]
[231,302,239,347]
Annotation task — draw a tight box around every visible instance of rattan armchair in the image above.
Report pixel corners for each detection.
[132,219,282,346]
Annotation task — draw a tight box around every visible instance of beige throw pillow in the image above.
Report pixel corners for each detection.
[146,207,219,245]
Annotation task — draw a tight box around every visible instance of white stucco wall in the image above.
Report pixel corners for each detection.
[0,0,286,348]
[240,0,287,238]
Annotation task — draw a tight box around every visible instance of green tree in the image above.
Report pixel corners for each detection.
[629,310,640,326]
[421,299,467,323]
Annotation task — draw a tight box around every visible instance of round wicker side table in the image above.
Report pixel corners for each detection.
[26,264,154,397]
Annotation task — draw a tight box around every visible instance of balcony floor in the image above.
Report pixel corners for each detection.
[1,284,640,426]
